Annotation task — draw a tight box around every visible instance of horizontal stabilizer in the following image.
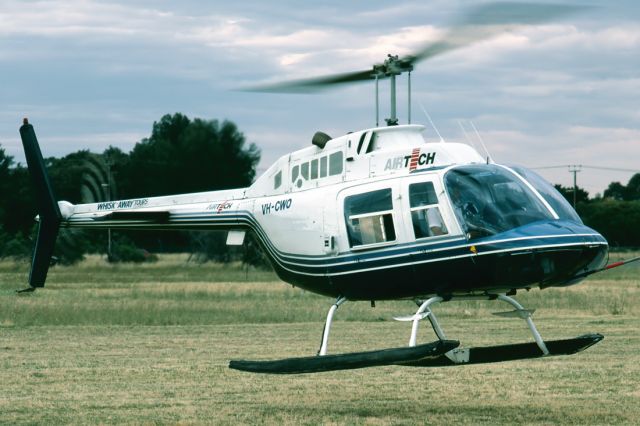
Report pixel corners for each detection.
[229,340,459,374]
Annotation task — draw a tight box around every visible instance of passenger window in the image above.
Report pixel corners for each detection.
[366,133,377,153]
[344,188,396,248]
[301,162,309,180]
[320,156,327,178]
[291,165,299,182]
[311,159,318,179]
[357,132,366,154]
[329,151,343,176]
[274,170,282,189]
[409,182,448,238]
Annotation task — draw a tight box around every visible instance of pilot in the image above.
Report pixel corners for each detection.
[448,178,484,238]
[448,181,473,217]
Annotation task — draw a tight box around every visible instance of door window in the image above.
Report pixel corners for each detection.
[344,188,396,248]
[409,182,448,238]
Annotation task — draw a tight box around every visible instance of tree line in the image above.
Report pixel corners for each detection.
[1,113,639,265]
[555,175,640,247]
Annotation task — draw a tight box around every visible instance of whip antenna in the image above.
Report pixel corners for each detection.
[419,101,445,143]
[469,121,493,163]
[458,120,480,152]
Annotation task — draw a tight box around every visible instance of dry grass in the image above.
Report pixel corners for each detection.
[0,253,639,424]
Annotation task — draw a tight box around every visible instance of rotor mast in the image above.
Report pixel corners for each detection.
[375,55,413,127]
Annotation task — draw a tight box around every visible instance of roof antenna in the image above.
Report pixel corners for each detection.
[469,121,493,163]
[457,120,480,153]
[419,101,445,143]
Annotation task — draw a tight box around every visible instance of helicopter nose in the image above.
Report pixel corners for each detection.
[535,219,608,287]
[480,219,608,289]
[562,220,609,279]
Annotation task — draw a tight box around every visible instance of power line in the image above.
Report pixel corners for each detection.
[530,165,640,173]
[528,164,640,205]
[581,165,640,173]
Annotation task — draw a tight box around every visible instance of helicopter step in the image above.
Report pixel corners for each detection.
[229,339,460,374]
[403,334,603,367]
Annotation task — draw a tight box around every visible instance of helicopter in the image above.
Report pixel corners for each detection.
[18,2,640,374]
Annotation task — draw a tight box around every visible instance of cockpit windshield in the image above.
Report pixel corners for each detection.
[507,165,582,223]
[445,165,554,239]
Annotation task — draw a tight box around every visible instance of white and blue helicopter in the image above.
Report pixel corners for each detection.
[19,3,639,373]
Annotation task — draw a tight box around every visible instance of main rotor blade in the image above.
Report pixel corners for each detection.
[240,69,375,93]
[241,2,587,93]
[404,2,586,64]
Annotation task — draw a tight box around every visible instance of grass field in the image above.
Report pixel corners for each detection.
[1,253,639,424]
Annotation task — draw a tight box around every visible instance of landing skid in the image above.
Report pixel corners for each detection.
[229,293,603,374]
[404,334,603,367]
[229,339,459,374]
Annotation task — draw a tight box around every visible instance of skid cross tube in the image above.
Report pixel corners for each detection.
[318,296,347,356]
[497,294,549,355]
[407,294,550,356]
[409,296,443,346]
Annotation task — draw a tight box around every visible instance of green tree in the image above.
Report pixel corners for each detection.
[603,182,626,201]
[553,184,589,205]
[624,173,640,201]
[1,164,35,235]
[578,200,640,246]
[603,173,640,201]
[0,147,13,227]
[123,113,260,198]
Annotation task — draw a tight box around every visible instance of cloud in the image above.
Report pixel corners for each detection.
[0,1,170,37]
[476,124,640,194]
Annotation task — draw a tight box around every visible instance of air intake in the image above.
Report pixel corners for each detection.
[312,131,332,149]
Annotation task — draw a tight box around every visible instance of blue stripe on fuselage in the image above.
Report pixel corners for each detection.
[68,212,606,277]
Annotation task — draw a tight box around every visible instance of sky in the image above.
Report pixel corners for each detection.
[1,0,638,196]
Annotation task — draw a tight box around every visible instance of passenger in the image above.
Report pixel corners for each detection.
[426,208,446,236]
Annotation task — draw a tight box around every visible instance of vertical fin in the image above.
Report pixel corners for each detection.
[19,119,62,289]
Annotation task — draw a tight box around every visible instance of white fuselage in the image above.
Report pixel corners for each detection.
[57,124,608,300]
[61,125,483,256]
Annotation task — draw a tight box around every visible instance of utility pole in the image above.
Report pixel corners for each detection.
[568,165,582,208]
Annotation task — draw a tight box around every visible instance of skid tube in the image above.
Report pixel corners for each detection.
[396,293,603,367]
[229,293,603,374]
[230,296,458,374]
